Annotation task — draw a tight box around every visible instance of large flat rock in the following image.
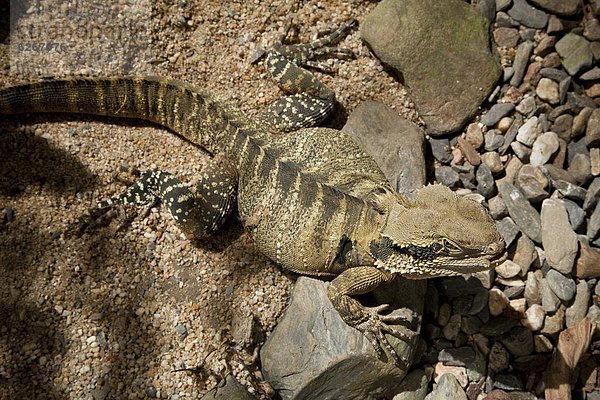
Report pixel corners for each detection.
[361,0,501,136]
[260,277,425,400]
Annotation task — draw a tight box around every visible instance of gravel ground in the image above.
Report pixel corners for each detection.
[0,1,415,399]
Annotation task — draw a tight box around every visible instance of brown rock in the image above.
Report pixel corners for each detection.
[481,151,504,174]
[457,136,482,166]
[591,148,600,176]
[574,239,600,279]
[465,123,485,149]
[586,108,600,147]
[494,27,520,48]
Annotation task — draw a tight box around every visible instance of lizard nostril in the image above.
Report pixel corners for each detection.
[486,241,504,255]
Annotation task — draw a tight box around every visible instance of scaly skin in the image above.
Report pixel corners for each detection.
[0,20,504,364]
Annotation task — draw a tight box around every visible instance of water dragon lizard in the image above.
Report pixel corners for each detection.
[0,20,504,364]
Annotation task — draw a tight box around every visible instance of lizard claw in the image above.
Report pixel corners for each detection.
[355,304,413,367]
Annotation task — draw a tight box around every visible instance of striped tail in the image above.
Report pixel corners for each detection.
[0,76,256,157]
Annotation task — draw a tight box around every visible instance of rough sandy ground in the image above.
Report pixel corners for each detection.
[0,1,414,398]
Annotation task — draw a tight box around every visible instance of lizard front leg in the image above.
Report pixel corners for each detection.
[327,266,412,365]
[262,19,357,132]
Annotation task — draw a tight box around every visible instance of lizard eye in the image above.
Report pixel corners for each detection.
[430,242,444,253]
[442,239,461,252]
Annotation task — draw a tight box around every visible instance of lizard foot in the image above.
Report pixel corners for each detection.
[355,304,414,367]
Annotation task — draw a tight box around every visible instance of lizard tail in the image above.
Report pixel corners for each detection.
[0,76,255,157]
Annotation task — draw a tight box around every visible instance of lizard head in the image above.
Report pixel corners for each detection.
[369,184,504,278]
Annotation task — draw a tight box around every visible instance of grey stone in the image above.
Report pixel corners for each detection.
[555,33,593,76]
[530,131,559,167]
[481,151,504,175]
[499,114,523,155]
[498,181,542,243]
[361,0,501,135]
[588,202,600,240]
[516,116,540,146]
[489,195,508,219]
[529,0,579,15]
[480,316,518,336]
[524,271,542,306]
[496,0,512,11]
[436,166,460,187]
[536,78,560,105]
[580,66,600,81]
[573,108,594,138]
[201,376,257,400]
[546,269,576,302]
[512,143,531,163]
[442,314,462,340]
[481,103,515,127]
[522,304,545,331]
[547,15,564,34]
[494,374,525,391]
[427,373,467,400]
[587,305,600,329]
[496,11,520,27]
[344,101,426,193]
[392,369,428,400]
[429,137,453,164]
[508,0,548,28]
[584,18,600,41]
[488,342,510,373]
[534,34,557,57]
[501,326,533,356]
[585,108,600,147]
[484,131,505,152]
[567,92,596,114]
[515,164,549,203]
[476,163,495,198]
[551,114,573,141]
[477,0,497,22]
[583,177,600,212]
[439,346,476,367]
[548,105,572,122]
[510,41,534,87]
[553,180,587,202]
[541,199,579,274]
[516,96,536,116]
[539,67,569,82]
[568,153,592,186]
[563,199,586,231]
[565,281,591,327]
[540,277,560,312]
[495,216,520,248]
[461,315,483,334]
[261,277,423,400]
